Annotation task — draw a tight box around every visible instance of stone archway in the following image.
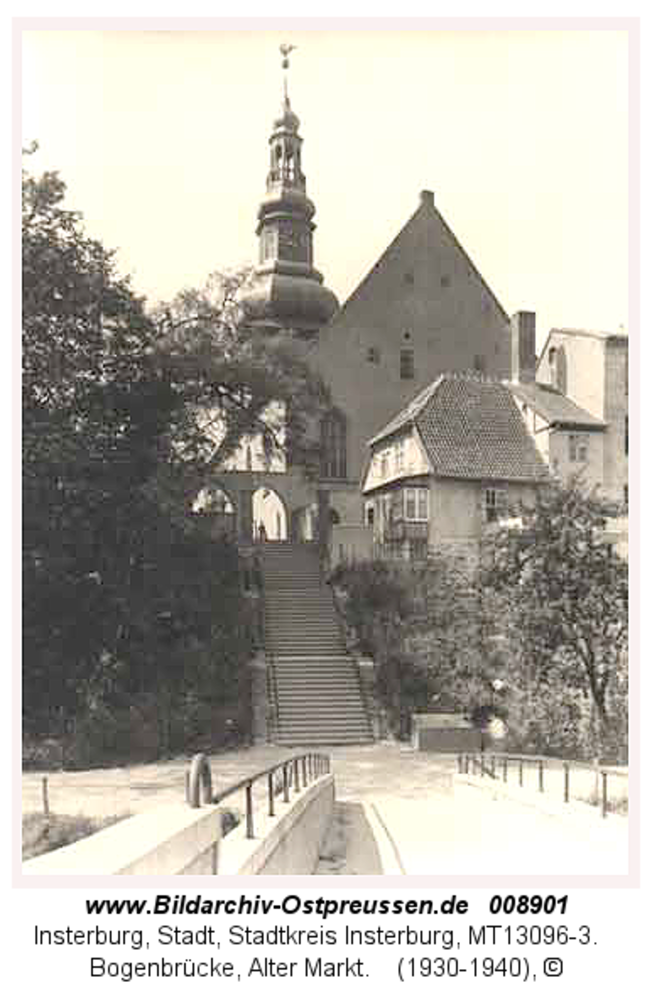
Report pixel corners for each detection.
[252,487,288,541]
[192,484,237,538]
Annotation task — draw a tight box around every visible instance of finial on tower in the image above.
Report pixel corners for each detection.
[280,43,297,101]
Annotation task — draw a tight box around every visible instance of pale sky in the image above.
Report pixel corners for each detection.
[21,27,630,349]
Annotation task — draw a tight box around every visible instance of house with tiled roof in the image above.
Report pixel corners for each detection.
[361,371,548,561]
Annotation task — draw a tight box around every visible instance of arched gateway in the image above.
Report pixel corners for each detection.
[194,470,334,547]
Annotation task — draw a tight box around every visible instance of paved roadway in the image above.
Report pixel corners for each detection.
[22,742,628,876]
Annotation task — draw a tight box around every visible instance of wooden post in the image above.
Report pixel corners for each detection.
[42,776,50,818]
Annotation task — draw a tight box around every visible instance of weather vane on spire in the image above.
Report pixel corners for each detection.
[280,43,297,101]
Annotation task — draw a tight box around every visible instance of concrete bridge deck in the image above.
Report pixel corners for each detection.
[22,743,628,876]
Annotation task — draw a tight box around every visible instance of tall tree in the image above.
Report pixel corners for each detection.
[22,150,331,753]
[149,270,330,499]
[482,481,628,755]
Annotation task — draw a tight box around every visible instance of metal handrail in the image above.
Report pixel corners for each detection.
[328,579,374,737]
[256,552,280,738]
[458,751,627,818]
[186,752,331,838]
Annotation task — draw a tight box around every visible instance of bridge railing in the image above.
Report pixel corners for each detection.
[186,751,331,839]
[458,751,628,818]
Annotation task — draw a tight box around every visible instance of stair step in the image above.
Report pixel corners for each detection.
[259,545,373,746]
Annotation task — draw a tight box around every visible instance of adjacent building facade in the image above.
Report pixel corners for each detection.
[507,313,628,508]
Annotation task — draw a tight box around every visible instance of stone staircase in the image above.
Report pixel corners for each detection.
[259,542,373,746]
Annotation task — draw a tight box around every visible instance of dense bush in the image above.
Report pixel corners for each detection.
[332,485,628,764]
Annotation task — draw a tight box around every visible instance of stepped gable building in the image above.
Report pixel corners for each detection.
[361,372,548,561]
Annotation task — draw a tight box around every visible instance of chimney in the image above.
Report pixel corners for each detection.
[510,311,536,383]
[420,189,435,207]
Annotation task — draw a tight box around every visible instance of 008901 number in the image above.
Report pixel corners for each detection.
[489,895,568,915]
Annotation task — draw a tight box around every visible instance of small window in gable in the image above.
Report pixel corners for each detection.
[400,348,415,379]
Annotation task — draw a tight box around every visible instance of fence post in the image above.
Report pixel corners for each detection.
[538,759,544,793]
[268,771,275,817]
[283,764,290,803]
[42,776,50,818]
[518,758,523,786]
[563,762,570,803]
[246,782,254,838]
[602,771,608,818]
[502,757,508,782]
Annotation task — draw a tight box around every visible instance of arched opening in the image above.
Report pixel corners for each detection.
[192,486,237,537]
[253,487,288,541]
[293,503,318,542]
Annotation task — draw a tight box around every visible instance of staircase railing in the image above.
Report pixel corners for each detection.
[256,551,280,741]
[328,579,374,739]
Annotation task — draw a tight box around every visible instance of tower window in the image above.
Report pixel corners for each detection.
[473,354,486,373]
[400,349,415,380]
[367,346,381,364]
[440,275,451,288]
[404,271,414,285]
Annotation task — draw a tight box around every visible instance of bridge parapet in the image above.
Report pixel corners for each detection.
[23,754,335,877]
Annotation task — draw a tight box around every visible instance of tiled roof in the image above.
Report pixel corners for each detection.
[509,381,606,430]
[370,373,549,483]
[369,379,442,445]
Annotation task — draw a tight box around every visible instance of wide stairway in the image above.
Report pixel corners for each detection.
[260,542,373,746]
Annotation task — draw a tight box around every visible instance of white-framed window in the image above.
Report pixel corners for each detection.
[404,486,429,522]
[569,433,589,463]
[380,451,390,478]
[484,486,507,523]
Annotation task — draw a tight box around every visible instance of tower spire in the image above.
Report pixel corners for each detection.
[238,44,338,335]
[279,43,296,107]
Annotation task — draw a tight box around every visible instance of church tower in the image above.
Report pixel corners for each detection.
[240,46,338,334]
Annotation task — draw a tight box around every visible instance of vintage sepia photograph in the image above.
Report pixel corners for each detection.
[20,24,631,878]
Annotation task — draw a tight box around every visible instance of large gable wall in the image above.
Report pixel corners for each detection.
[309,195,512,481]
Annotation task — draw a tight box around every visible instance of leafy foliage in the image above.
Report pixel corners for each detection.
[149,271,331,486]
[22,151,254,758]
[483,481,628,757]
[332,482,628,761]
